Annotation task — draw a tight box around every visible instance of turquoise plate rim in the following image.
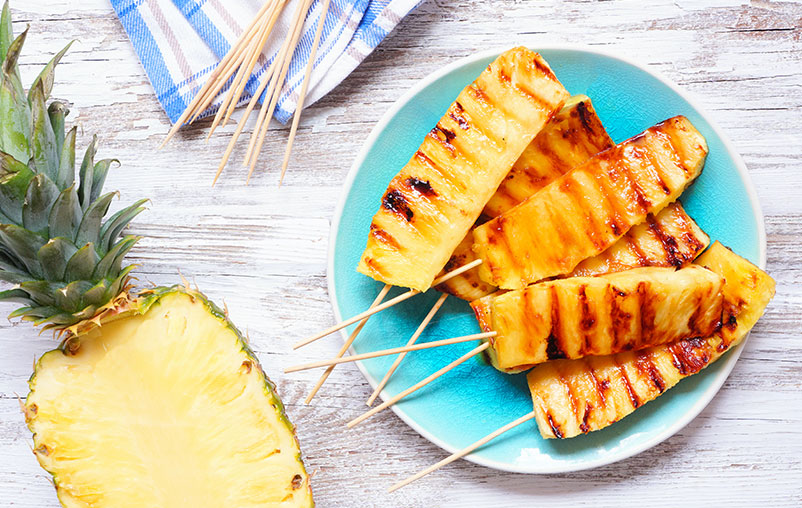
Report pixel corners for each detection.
[327,45,767,474]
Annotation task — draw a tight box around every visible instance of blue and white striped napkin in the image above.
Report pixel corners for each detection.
[110,0,422,124]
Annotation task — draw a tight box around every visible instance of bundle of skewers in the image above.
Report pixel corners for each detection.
[286,47,776,490]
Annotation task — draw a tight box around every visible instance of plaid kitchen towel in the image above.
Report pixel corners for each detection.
[110,0,422,124]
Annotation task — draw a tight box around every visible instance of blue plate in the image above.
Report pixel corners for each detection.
[327,47,766,473]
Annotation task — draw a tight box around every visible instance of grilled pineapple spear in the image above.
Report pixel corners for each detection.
[476,265,725,373]
[357,47,569,292]
[436,95,614,301]
[528,242,775,439]
[473,116,709,289]
[0,7,313,506]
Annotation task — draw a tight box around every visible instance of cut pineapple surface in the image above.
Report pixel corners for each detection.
[25,288,313,508]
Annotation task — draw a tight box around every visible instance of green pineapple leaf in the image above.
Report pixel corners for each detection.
[77,135,96,210]
[0,150,33,222]
[16,279,58,306]
[99,198,147,252]
[53,279,93,313]
[0,223,44,276]
[21,173,59,235]
[63,242,98,281]
[0,76,31,162]
[0,287,31,303]
[47,101,66,156]
[93,234,138,280]
[75,191,116,247]
[90,159,118,203]
[28,41,72,102]
[56,126,76,189]
[47,184,81,239]
[37,237,77,281]
[0,1,12,64]
[29,81,59,180]
[80,278,108,306]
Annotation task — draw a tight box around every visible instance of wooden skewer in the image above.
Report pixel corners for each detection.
[366,293,449,406]
[284,331,496,373]
[160,0,276,146]
[278,0,332,185]
[244,0,314,181]
[294,258,483,349]
[388,411,537,493]
[348,342,490,428]
[304,284,391,404]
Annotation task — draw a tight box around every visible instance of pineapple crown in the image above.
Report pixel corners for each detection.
[0,2,145,332]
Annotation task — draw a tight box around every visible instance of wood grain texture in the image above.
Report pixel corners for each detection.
[1,0,800,506]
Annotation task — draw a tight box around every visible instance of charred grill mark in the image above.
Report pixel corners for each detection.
[531,55,557,81]
[626,231,650,268]
[636,351,666,393]
[362,256,388,278]
[647,214,684,267]
[619,155,652,212]
[610,286,631,352]
[576,101,594,132]
[498,68,511,83]
[428,124,457,156]
[448,109,471,130]
[656,125,691,177]
[469,83,490,105]
[383,189,414,221]
[559,373,580,423]
[561,176,607,251]
[546,412,564,439]
[580,403,593,434]
[404,177,437,197]
[546,285,567,359]
[578,285,594,355]
[370,224,402,250]
[669,337,711,375]
[587,364,608,408]
[616,361,641,409]
[638,281,653,349]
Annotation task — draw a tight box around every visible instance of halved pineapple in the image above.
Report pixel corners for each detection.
[483,265,724,373]
[472,116,709,289]
[527,242,775,439]
[357,47,569,291]
[25,288,313,508]
[436,96,614,301]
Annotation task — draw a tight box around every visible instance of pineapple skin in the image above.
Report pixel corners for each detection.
[435,96,614,301]
[357,47,570,291]
[24,286,314,508]
[473,116,709,290]
[527,242,775,439]
[485,265,724,372]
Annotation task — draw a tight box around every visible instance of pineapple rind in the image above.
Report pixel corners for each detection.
[527,242,775,439]
[25,286,314,508]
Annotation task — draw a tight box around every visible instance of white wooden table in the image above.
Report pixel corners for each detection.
[1,1,800,506]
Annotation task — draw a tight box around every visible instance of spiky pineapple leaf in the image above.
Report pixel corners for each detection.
[75,191,116,247]
[80,278,108,306]
[0,223,44,277]
[53,279,93,313]
[2,25,26,95]
[37,237,77,281]
[0,76,30,162]
[90,159,117,203]
[0,1,12,65]
[48,184,81,239]
[0,287,30,303]
[93,235,137,280]
[0,151,33,222]
[77,136,97,211]
[99,198,147,252]
[47,101,66,155]
[29,81,59,180]
[28,41,72,102]
[64,242,98,281]
[56,126,76,189]
[22,173,59,235]
[16,280,58,306]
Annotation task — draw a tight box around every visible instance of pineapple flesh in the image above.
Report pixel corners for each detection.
[481,265,724,373]
[472,116,709,289]
[357,47,569,291]
[0,7,313,506]
[527,242,775,439]
[435,96,613,301]
[25,288,313,507]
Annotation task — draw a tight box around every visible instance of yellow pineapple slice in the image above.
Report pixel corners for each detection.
[436,96,614,301]
[483,265,724,373]
[357,47,569,291]
[473,116,709,289]
[527,242,775,439]
[568,201,709,277]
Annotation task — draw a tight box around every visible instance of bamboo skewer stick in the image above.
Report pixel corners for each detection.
[366,293,449,406]
[294,258,483,349]
[348,342,490,428]
[284,331,496,373]
[245,0,314,181]
[388,411,537,493]
[279,0,332,185]
[161,0,275,146]
[304,284,391,404]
